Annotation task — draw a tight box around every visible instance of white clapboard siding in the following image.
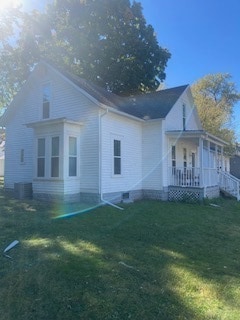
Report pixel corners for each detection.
[4,66,100,195]
[142,120,163,190]
[165,90,201,132]
[101,112,142,194]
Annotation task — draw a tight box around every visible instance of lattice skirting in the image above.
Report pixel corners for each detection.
[168,186,204,202]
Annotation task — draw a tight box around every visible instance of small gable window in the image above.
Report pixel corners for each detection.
[182,104,186,130]
[42,83,51,119]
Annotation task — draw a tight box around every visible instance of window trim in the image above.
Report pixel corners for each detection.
[113,139,122,176]
[37,138,46,177]
[182,104,186,130]
[42,83,51,119]
[68,136,77,177]
[172,145,176,168]
[51,136,60,178]
[20,149,25,164]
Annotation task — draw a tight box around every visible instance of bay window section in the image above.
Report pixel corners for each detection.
[37,138,45,177]
[51,137,59,177]
[69,137,77,176]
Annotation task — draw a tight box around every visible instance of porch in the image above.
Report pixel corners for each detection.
[166,130,229,201]
[168,167,218,188]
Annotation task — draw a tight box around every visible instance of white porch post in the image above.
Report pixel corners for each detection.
[199,137,204,187]
[207,140,211,186]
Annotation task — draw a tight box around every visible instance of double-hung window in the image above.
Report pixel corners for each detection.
[51,137,59,177]
[20,149,24,164]
[113,139,121,175]
[37,138,45,177]
[69,137,77,176]
[42,84,51,119]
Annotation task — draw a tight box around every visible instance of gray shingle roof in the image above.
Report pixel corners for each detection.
[63,70,188,120]
[117,85,189,119]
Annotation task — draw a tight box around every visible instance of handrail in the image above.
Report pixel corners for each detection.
[219,171,240,201]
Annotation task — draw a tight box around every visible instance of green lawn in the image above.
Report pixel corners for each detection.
[1,181,240,319]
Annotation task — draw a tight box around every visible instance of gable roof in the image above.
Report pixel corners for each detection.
[0,61,189,125]
[62,68,188,120]
[117,85,189,120]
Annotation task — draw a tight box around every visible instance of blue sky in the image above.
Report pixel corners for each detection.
[140,0,240,140]
[20,0,240,140]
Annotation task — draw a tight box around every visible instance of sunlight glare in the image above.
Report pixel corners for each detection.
[0,0,23,12]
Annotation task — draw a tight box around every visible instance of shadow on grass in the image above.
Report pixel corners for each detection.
[1,186,240,319]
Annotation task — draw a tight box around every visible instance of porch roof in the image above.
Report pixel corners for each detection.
[166,130,229,146]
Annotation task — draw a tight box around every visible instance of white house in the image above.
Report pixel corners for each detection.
[0,61,238,203]
[0,140,4,177]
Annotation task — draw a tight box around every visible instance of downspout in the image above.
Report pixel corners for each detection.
[99,108,108,201]
[98,108,124,211]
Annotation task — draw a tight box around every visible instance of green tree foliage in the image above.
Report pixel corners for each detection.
[191,73,240,145]
[0,0,171,110]
[0,7,24,109]
[46,0,170,95]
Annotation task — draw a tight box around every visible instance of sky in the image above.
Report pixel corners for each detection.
[140,0,240,140]
[1,0,240,140]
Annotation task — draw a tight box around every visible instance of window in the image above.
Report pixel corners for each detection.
[51,137,59,177]
[42,84,51,119]
[171,146,176,168]
[69,137,77,176]
[183,148,187,168]
[37,138,45,177]
[20,149,24,163]
[182,104,186,130]
[114,139,121,175]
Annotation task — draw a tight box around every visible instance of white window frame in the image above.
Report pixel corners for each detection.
[20,149,25,164]
[113,138,122,176]
[182,104,186,130]
[172,145,176,168]
[68,136,77,177]
[37,138,46,177]
[42,83,51,119]
[51,136,60,178]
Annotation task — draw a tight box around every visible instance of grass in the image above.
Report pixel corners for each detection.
[1,180,240,319]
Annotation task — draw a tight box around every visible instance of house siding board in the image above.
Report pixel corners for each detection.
[142,121,163,190]
[4,91,36,189]
[4,66,100,196]
[165,91,199,132]
[101,113,142,195]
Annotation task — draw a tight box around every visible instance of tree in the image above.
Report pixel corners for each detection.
[0,7,25,109]
[0,0,171,110]
[191,73,240,145]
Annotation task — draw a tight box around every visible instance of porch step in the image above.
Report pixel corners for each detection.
[219,171,240,201]
[220,188,237,199]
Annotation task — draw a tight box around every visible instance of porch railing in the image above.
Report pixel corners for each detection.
[219,171,240,201]
[169,167,200,187]
[169,167,219,188]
